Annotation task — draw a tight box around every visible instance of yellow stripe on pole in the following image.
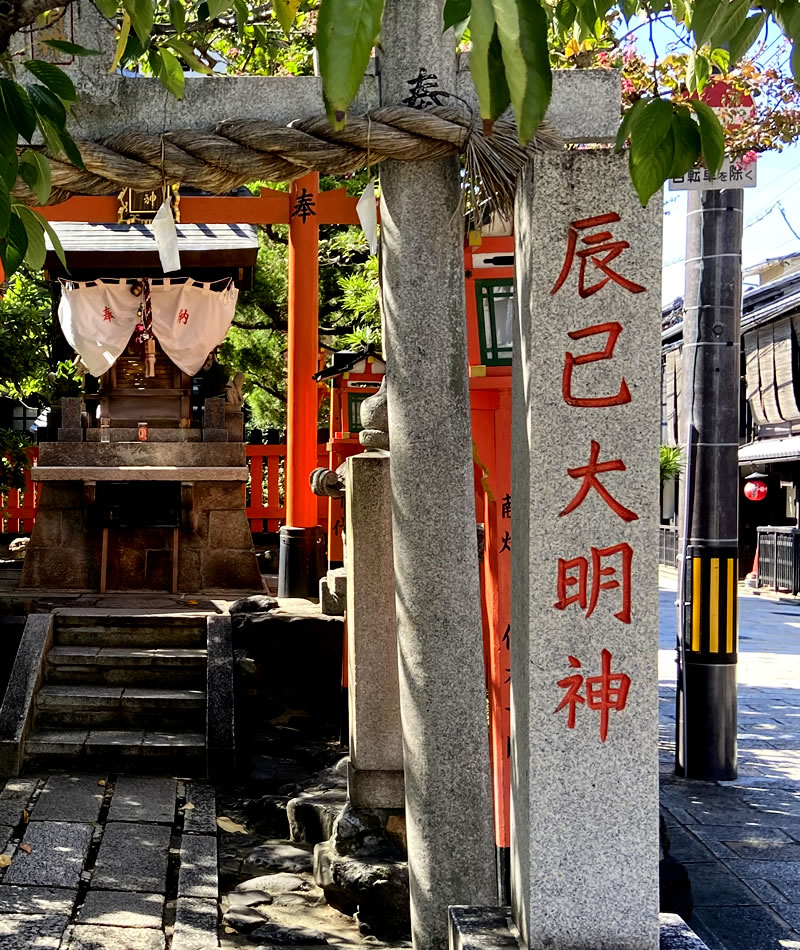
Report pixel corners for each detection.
[727,558,735,653]
[709,558,720,653]
[692,558,702,652]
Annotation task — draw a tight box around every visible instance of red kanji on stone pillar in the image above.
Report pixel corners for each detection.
[559,440,639,523]
[554,649,631,741]
[562,322,632,408]
[551,213,647,298]
[554,543,633,623]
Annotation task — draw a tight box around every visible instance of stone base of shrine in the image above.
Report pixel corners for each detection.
[448,907,709,950]
[20,479,261,593]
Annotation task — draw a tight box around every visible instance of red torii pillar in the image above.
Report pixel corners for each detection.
[279,173,324,595]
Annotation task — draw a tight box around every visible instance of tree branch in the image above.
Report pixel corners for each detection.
[0,0,69,52]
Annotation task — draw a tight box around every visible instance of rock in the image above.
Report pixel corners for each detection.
[243,796,290,838]
[385,815,407,854]
[331,803,405,858]
[234,873,307,896]
[287,789,347,845]
[248,756,310,792]
[243,843,313,876]
[313,841,409,939]
[230,595,279,614]
[7,538,29,559]
[250,922,329,945]
[224,905,271,932]
[272,893,312,907]
[227,887,274,908]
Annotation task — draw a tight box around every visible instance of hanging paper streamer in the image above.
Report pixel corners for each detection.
[58,280,141,378]
[152,199,181,273]
[58,278,239,378]
[150,279,239,375]
[356,179,378,255]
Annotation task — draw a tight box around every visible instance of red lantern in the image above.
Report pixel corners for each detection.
[744,480,767,502]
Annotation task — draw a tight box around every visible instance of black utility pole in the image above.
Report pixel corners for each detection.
[676,187,742,780]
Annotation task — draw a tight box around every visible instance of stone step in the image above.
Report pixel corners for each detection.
[35,685,206,730]
[55,620,207,648]
[23,728,206,775]
[46,646,206,688]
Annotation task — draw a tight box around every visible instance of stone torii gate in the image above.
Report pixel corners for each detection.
[13,3,645,949]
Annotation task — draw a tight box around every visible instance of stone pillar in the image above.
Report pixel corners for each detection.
[345,451,404,808]
[511,153,661,949]
[58,397,84,442]
[378,1,497,947]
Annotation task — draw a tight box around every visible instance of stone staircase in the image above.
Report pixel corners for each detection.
[23,614,209,774]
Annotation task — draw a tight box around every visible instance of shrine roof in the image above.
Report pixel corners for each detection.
[44,221,259,253]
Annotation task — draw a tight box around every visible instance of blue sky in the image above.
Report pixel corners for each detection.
[662,144,800,303]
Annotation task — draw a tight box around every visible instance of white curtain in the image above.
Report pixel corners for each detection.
[59,278,239,378]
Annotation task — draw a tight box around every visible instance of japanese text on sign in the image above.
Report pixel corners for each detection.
[551,209,638,739]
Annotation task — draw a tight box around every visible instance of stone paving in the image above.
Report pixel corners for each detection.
[659,570,800,950]
[0,773,219,949]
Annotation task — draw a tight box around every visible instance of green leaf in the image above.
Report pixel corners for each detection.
[670,107,701,178]
[773,1,800,37]
[94,0,119,17]
[686,50,709,93]
[122,0,155,46]
[614,98,645,152]
[14,204,46,271]
[109,11,132,74]
[792,39,800,84]
[18,150,52,204]
[27,83,67,128]
[689,99,725,176]
[168,0,186,32]
[709,48,730,73]
[0,79,37,141]
[490,0,552,144]
[0,117,18,191]
[41,39,102,55]
[0,214,29,280]
[23,60,77,101]
[693,0,749,49]
[670,0,687,24]
[36,116,63,157]
[58,127,85,169]
[206,0,230,17]
[629,96,673,156]
[469,0,502,121]
[0,182,9,238]
[274,0,301,34]
[630,125,674,206]
[39,215,68,271]
[167,38,214,74]
[156,48,186,99]
[728,12,767,64]
[316,0,386,128]
[620,0,639,23]
[444,0,471,30]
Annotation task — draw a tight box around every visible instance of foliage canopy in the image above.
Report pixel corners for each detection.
[0,1,799,276]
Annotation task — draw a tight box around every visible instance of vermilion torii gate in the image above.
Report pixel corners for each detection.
[29,175,360,595]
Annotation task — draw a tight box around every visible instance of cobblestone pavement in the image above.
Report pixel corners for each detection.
[0,774,218,949]
[660,571,800,950]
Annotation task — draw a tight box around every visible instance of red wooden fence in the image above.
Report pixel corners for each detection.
[0,448,39,533]
[0,445,328,536]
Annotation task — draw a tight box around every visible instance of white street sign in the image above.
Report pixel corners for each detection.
[669,158,757,191]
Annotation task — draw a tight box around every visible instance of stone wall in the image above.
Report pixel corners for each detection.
[20,480,260,592]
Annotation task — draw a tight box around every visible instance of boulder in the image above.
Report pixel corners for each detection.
[313,841,409,939]
[230,595,279,614]
[287,788,348,845]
